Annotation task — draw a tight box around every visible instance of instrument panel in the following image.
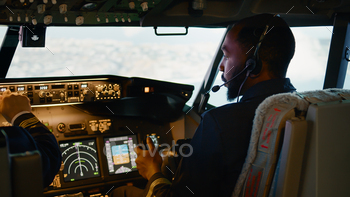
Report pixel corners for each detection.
[0,75,194,196]
[0,75,193,122]
[0,78,122,105]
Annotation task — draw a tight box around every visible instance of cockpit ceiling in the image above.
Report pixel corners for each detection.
[0,0,347,27]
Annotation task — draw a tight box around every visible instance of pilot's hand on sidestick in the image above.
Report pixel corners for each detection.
[0,90,31,122]
[135,137,162,180]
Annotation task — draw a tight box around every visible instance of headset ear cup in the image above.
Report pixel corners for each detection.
[250,58,262,75]
[245,58,256,73]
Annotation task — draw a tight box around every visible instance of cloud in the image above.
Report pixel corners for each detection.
[7,38,217,85]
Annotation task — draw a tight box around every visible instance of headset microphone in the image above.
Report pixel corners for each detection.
[211,63,254,92]
[211,85,221,93]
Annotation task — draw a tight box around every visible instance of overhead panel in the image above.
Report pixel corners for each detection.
[0,0,349,27]
[0,0,162,26]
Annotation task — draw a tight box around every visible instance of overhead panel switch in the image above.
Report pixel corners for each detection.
[37,4,46,14]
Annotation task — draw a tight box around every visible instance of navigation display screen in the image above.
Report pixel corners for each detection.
[104,135,138,175]
[59,139,100,182]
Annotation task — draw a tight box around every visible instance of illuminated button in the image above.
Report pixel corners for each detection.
[27,85,33,90]
[9,86,15,92]
[68,85,72,90]
[27,92,33,97]
[68,91,73,97]
[74,91,79,96]
[17,86,25,91]
[144,87,150,93]
[74,85,79,89]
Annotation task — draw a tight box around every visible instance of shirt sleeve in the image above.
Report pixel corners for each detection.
[10,111,31,125]
[143,111,225,197]
[13,112,62,188]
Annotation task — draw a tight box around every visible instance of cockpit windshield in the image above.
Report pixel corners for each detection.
[2,26,225,106]
[2,25,349,106]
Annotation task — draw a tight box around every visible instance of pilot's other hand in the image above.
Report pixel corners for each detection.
[135,137,162,180]
[0,90,31,122]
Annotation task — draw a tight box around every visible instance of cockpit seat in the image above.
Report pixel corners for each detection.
[0,127,43,197]
[232,89,350,197]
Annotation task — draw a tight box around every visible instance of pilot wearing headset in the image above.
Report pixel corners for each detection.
[110,13,296,197]
[0,90,62,188]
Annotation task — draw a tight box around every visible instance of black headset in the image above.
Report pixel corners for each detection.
[245,14,279,75]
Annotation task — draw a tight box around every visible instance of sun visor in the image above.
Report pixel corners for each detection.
[19,25,46,47]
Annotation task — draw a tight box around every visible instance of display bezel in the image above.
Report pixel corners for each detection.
[59,138,101,182]
[103,134,138,176]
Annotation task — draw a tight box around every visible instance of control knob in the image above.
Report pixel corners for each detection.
[57,123,66,133]
[38,91,46,98]
[97,86,103,92]
[114,84,120,91]
[60,92,65,101]
[108,90,115,96]
[83,89,89,95]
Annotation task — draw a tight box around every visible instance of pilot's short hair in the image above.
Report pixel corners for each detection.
[236,13,295,78]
